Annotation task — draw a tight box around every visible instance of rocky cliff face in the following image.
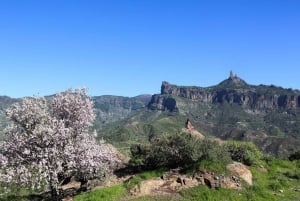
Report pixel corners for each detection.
[93,95,151,128]
[0,95,152,137]
[149,73,300,112]
[147,73,300,156]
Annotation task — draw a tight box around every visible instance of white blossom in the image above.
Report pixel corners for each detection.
[0,88,119,199]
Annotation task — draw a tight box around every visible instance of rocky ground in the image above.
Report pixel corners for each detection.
[62,161,253,201]
[128,162,252,198]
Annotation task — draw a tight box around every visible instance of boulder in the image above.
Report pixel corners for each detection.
[227,162,252,185]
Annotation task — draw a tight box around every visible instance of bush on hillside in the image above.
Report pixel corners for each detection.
[197,139,231,164]
[288,150,300,161]
[128,144,150,169]
[225,141,263,166]
[130,132,231,169]
[145,133,196,168]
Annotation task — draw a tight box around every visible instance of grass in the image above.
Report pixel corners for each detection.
[179,159,300,201]
[129,195,180,201]
[182,160,228,176]
[2,157,300,201]
[74,184,127,201]
[0,185,46,201]
[198,160,227,175]
[75,169,166,201]
[124,169,166,190]
[180,185,243,201]
[73,158,300,201]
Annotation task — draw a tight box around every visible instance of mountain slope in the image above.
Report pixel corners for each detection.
[96,72,300,156]
[93,95,151,129]
[1,72,300,156]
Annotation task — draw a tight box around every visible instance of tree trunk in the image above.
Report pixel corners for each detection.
[49,181,62,201]
[49,170,61,201]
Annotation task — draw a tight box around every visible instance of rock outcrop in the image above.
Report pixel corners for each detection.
[149,72,300,111]
[128,167,248,197]
[93,95,151,126]
[226,162,252,185]
[181,125,205,139]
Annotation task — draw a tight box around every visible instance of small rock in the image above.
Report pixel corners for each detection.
[176,177,183,185]
[279,189,284,193]
[215,182,221,189]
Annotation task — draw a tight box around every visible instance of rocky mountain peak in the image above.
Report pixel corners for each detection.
[229,70,241,82]
[150,72,300,113]
[217,71,248,89]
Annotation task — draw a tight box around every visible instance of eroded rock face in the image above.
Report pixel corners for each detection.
[148,94,178,112]
[129,169,200,197]
[150,76,300,112]
[227,162,252,185]
[181,128,205,139]
[93,95,151,128]
[128,167,248,197]
[193,169,242,190]
[147,77,300,157]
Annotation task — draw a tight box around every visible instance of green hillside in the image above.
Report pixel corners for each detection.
[96,93,300,157]
[2,74,300,157]
[74,158,300,201]
[117,74,300,157]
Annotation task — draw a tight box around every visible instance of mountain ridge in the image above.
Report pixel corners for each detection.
[1,72,300,156]
[149,72,300,112]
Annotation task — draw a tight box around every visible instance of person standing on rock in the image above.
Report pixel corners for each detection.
[185,118,194,131]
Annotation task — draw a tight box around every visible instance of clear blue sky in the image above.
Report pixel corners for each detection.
[0,0,299,98]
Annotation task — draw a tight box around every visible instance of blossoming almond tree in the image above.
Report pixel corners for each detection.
[0,88,119,200]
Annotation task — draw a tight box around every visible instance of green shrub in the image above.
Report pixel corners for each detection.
[128,143,152,169]
[288,150,300,161]
[198,139,231,164]
[130,132,231,170]
[145,133,196,168]
[225,141,263,166]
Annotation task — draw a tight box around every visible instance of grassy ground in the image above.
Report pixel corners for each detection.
[75,184,127,201]
[73,158,300,201]
[75,169,166,201]
[1,158,299,201]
